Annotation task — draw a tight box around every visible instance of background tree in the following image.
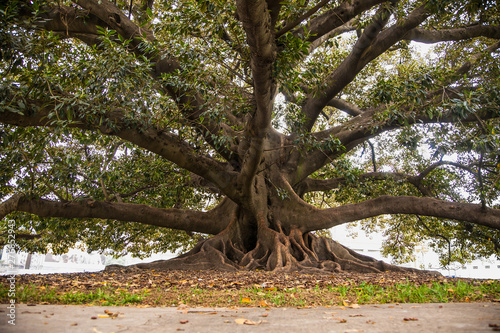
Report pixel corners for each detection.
[1,0,499,272]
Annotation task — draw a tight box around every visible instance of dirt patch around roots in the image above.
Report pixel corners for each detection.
[2,269,499,307]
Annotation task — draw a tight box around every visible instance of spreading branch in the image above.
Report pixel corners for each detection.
[289,38,500,184]
[301,2,407,131]
[0,96,241,202]
[296,0,385,44]
[301,195,500,232]
[0,195,235,235]
[405,24,500,43]
[276,0,331,38]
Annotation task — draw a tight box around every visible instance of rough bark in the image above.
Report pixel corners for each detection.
[121,216,427,274]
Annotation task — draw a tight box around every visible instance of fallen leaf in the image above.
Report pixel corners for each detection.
[258,300,269,307]
[349,304,360,309]
[403,317,418,321]
[177,304,189,310]
[241,297,252,304]
[98,315,110,318]
[179,320,189,324]
[339,319,347,323]
[260,313,269,317]
[235,318,260,325]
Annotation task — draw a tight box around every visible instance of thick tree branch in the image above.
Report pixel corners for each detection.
[290,37,500,184]
[301,195,500,232]
[296,160,485,198]
[31,1,239,160]
[276,0,331,38]
[236,0,276,137]
[405,24,500,43]
[0,194,23,220]
[301,2,400,131]
[34,5,106,46]
[326,98,364,117]
[308,19,356,52]
[0,195,235,235]
[290,100,499,186]
[296,0,385,44]
[296,170,435,197]
[0,97,241,202]
[361,4,430,62]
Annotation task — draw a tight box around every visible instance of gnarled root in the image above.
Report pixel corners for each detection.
[110,227,430,274]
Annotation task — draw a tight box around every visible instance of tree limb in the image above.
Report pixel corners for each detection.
[299,195,500,232]
[296,0,385,44]
[404,24,500,44]
[0,96,241,202]
[326,98,364,117]
[296,170,435,197]
[276,0,331,38]
[290,38,500,184]
[1,195,235,235]
[308,19,356,52]
[31,1,240,161]
[301,2,401,131]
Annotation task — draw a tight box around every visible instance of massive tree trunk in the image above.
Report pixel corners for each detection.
[105,154,419,273]
[130,191,412,274]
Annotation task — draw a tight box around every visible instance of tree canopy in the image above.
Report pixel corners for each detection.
[1,0,499,272]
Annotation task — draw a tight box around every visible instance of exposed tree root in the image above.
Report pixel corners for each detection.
[106,228,436,275]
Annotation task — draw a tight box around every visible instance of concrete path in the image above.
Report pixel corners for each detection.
[1,302,499,332]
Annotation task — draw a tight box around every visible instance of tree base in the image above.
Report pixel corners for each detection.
[106,230,440,276]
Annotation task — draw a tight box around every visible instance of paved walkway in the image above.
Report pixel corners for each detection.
[1,302,499,332]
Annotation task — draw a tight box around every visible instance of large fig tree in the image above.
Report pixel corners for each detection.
[1,0,499,272]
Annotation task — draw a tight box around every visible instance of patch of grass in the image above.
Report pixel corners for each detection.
[1,278,498,307]
[2,283,149,306]
[335,280,499,305]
